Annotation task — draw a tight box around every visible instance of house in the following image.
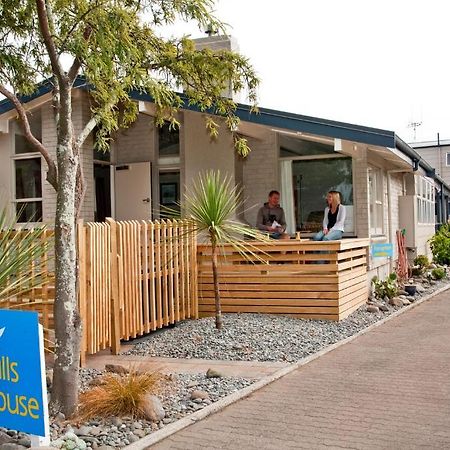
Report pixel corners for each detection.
[1,63,448,282]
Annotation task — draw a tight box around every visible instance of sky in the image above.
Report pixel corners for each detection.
[161,0,450,144]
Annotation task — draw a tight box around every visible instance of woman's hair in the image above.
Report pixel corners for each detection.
[327,190,342,208]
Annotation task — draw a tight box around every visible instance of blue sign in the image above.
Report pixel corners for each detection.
[371,243,394,258]
[0,309,49,437]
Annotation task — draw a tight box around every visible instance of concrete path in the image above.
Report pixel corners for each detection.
[85,350,289,380]
[151,290,450,449]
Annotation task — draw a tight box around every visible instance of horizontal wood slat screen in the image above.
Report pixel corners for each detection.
[197,239,369,321]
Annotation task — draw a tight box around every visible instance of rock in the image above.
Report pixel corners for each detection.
[401,298,411,305]
[0,444,27,450]
[105,364,128,375]
[379,305,389,312]
[110,417,122,427]
[0,431,14,445]
[389,297,403,307]
[398,290,408,296]
[416,284,426,293]
[96,446,116,450]
[6,431,16,438]
[190,390,210,401]
[128,435,139,444]
[54,412,66,423]
[187,381,199,388]
[74,426,92,436]
[366,305,380,313]
[17,437,31,447]
[132,422,143,430]
[141,394,165,422]
[133,429,146,439]
[206,368,223,378]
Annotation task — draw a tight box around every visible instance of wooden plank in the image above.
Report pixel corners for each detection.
[106,218,121,354]
[161,220,169,327]
[198,274,340,284]
[173,220,180,323]
[199,298,339,307]
[141,221,150,334]
[168,220,175,324]
[199,282,340,292]
[179,221,186,320]
[155,221,163,328]
[199,290,340,299]
[148,222,157,331]
[198,304,340,315]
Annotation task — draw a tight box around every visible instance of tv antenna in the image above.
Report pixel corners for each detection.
[408,120,422,141]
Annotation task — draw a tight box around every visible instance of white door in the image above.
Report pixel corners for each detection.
[114,162,152,220]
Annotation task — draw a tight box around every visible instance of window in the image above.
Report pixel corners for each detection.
[368,167,383,235]
[447,152,450,167]
[13,112,43,222]
[415,176,435,224]
[158,122,179,157]
[291,157,353,232]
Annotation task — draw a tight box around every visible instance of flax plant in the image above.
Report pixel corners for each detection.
[182,171,270,329]
[0,206,53,302]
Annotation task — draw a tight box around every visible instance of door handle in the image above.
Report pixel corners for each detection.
[142,198,150,203]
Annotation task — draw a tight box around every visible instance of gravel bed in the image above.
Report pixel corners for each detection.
[48,370,254,448]
[125,279,450,363]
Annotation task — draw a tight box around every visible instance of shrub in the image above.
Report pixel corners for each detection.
[371,273,398,300]
[77,370,163,420]
[431,267,446,280]
[429,223,450,265]
[413,254,430,270]
[410,266,422,277]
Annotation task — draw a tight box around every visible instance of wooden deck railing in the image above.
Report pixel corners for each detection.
[197,238,370,321]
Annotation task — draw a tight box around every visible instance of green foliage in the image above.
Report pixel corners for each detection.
[413,254,430,269]
[429,224,450,265]
[371,273,398,300]
[0,0,259,155]
[182,170,268,249]
[0,206,53,302]
[431,267,446,280]
[410,266,422,277]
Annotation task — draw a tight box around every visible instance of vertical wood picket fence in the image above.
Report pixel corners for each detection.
[78,218,198,359]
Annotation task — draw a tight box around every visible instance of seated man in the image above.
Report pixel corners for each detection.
[256,190,290,239]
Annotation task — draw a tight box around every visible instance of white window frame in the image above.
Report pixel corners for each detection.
[368,166,384,236]
[12,118,43,223]
[415,176,435,225]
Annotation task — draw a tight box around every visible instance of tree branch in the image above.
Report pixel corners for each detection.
[0,84,58,191]
[35,0,66,84]
[75,115,97,149]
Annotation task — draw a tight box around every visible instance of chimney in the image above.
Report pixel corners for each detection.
[192,33,241,102]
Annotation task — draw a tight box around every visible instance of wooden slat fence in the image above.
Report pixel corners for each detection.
[0,229,55,348]
[78,218,198,357]
[197,238,370,321]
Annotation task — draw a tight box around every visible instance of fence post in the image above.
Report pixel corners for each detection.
[106,218,121,354]
[77,220,87,367]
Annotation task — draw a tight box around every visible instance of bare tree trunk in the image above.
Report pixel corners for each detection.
[211,243,223,330]
[50,87,82,417]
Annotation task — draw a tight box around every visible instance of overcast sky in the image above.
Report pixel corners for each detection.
[164,0,450,144]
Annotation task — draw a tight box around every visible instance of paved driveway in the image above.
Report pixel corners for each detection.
[151,291,450,449]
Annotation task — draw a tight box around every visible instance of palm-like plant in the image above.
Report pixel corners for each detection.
[182,171,269,329]
[0,206,53,303]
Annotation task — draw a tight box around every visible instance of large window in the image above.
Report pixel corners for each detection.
[158,122,179,157]
[291,157,353,232]
[368,167,383,235]
[416,176,435,224]
[13,112,43,222]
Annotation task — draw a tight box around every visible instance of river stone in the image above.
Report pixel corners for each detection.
[0,444,28,450]
[105,364,128,375]
[389,297,403,307]
[190,390,210,400]
[206,368,223,378]
[379,304,389,312]
[141,394,165,422]
[0,432,14,445]
[366,305,380,313]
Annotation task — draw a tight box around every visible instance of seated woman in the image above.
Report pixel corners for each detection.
[313,190,346,241]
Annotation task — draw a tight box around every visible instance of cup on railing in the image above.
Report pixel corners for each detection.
[295,231,301,240]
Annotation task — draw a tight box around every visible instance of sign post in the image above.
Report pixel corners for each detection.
[0,309,50,445]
